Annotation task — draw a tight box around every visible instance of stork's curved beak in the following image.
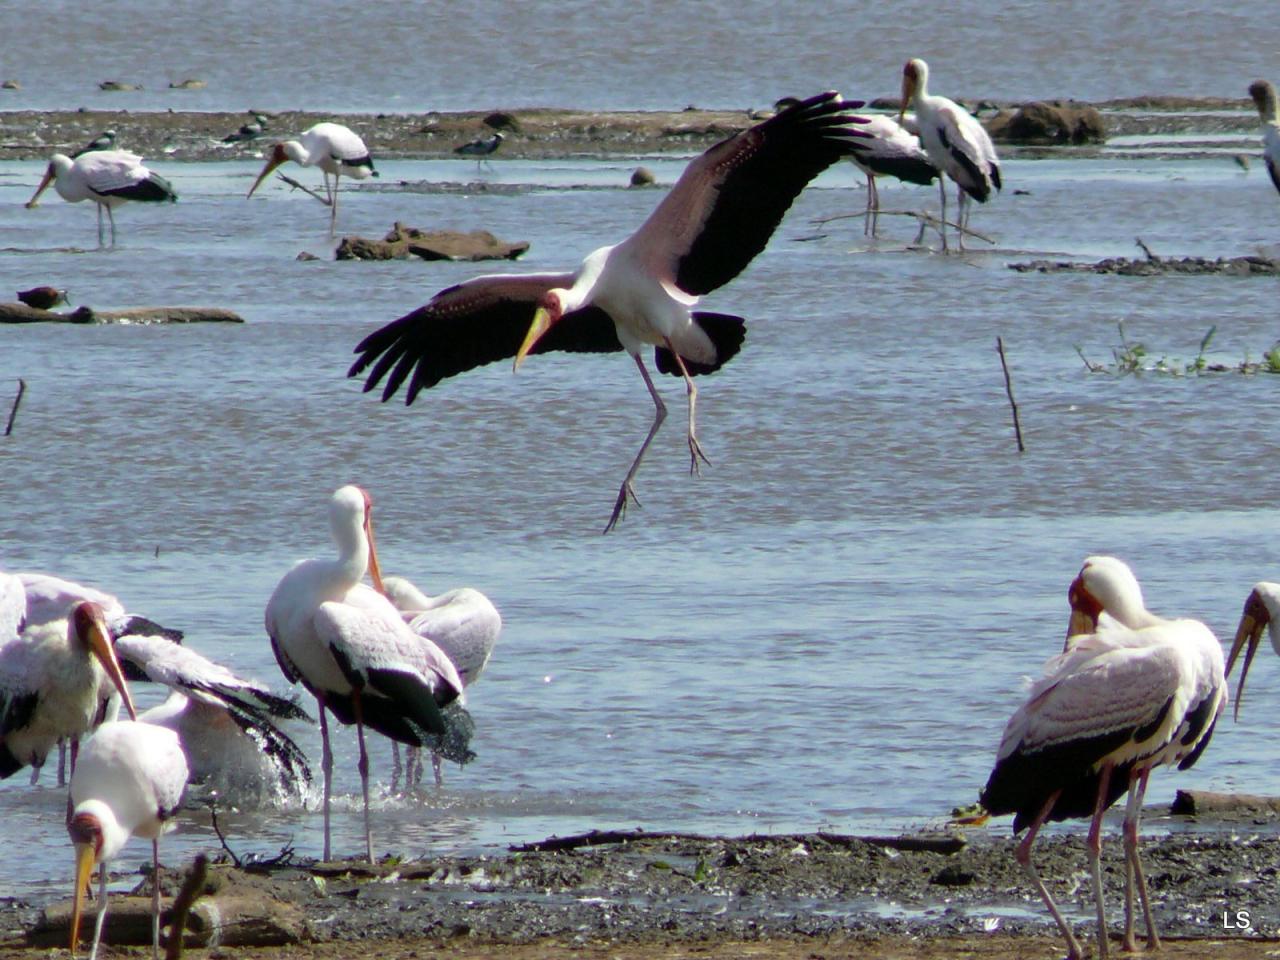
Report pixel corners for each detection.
[899,73,916,126]
[246,154,286,199]
[78,602,137,721]
[1227,592,1270,721]
[1065,576,1101,645]
[26,165,55,209]
[69,841,96,953]
[515,306,554,372]
[364,503,385,595]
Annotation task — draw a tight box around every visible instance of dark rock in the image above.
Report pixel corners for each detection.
[1,79,20,91]
[484,111,521,133]
[99,80,143,92]
[1172,789,1280,818]
[335,222,529,262]
[630,166,656,187]
[986,100,1106,144]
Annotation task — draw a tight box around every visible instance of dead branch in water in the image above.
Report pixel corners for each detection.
[811,208,995,246]
[4,379,24,436]
[165,854,208,960]
[276,173,332,206]
[508,827,965,855]
[996,337,1025,452]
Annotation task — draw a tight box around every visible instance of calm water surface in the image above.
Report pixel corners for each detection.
[4,3,1280,907]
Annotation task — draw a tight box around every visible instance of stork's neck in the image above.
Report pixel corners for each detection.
[1104,592,1162,631]
[329,514,370,587]
[560,245,615,311]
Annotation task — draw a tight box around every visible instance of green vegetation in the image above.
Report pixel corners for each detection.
[1077,322,1280,376]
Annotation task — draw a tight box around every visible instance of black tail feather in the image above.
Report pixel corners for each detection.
[654,312,746,377]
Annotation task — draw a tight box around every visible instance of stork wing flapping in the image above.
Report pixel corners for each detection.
[348,273,622,404]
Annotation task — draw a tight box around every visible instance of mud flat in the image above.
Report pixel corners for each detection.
[4,826,1279,959]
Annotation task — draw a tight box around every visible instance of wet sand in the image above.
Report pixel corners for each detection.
[4,828,1278,958]
[0,96,1264,164]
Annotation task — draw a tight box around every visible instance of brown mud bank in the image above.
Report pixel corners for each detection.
[5,824,1279,958]
[0,93,1265,164]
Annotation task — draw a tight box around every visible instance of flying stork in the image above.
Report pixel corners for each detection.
[349,92,871,532]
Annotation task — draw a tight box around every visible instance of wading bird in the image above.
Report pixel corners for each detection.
[1225,581,1280,717]
[899,58,1001,250]
[72,130,117,158]
[17,285,70,310]
[1248,80,1280,198]
[246,122,377,234]
[849,113,937,236]
[350,92,871,531]
[980,556,1224,960]
[115,632,312,802]
[382,575,501,786]
[454,131,504,168]
[0,601,138,780]
[26,150,176,247]
[265,485,466,860]
[68,719,188,960]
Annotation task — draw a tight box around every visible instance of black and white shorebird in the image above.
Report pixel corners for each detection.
[246,121,377,234]
[350,91,872,532]
[453,131,504,168]
[72,129,116,158]
[900,58,1001,250]
[1248,80,1280,198]
[980,557,1225,960]
[26,149,177,247]
[222,112,269,144]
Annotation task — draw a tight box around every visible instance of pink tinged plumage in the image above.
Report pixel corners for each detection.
[847,113,938,236]
[26,149,175,247]
[349,92,873,532]
[980,556,1224,960]
[246,122,377,234]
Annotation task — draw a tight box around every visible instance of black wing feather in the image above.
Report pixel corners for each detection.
[349,281,622,405]
[98,172,177,203]
[654,312,746,377]
[674,92,870,296]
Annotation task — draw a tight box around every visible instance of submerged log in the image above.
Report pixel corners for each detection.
[335,222,529,262]
[1171,789,1280,817]
[30,894,304,948]
[0,303,244,324]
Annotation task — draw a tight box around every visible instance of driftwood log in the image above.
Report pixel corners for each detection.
[29,895,304,949]
[335,222,529,261]
[1171,789,1280,817]
[0,303,244,324]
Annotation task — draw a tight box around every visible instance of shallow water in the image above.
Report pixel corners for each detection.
[4,144,1280,904]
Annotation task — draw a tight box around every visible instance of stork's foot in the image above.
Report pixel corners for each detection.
[603,480,640,534]
[688,434,711,476]
[1120,935,1160,954]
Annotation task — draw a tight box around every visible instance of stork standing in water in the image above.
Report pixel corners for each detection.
[68,720,188,960]
[0,601,139,780]
[980,557,1225,960]
[26,150,177,247]
[266,485,465,861]
[848,113,937,237]
[899,58,1001,251]
[247,122,377,234]
[1248,80,1280,198]
[350,92,871,532]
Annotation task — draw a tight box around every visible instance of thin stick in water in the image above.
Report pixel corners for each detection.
[164,853,208,960]
[4,379,25,436]
[996,337,1025,453]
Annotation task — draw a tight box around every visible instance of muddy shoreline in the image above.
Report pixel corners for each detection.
[4,825,1279,958]
[0,95,1265,164]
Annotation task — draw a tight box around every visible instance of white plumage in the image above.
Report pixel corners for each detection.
[900,58,1001,251]
[25,150,176,246]
[981,556,1224,960]
[68,719,188,960]
[1225,580,1280,718]
[1248,80,1280,199]
[848,113,938,237]
[265,485,464,861]
[0,572,24,643]
[246,122,377,233]
[350,92,872,532]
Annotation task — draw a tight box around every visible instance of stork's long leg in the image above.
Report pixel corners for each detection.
[1016,788,1085,960]
[936,178,949,251]
[956,186,969,252]
[1122,766,1160,952]
[328,174,340,236]
[318,699,333,861]
[604,354,667,533]
[390,741,403,793]
[662,341,711,476]
[863,173,876,237]
[106,205,117,247]
[1086,763,1114,960]
[151,839,161,960]
[95,204,106,248]
[352,690,373,863]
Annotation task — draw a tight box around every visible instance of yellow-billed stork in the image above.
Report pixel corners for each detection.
[900,59,1001,251]
[68,719,188,960]
[26,150,176,247]
[1224,581,1280,718]
[981,556,1224,960]
[349,92,872,532]
[265,485,465,861]
[1248,80,1280,198]
[849,113,938,237]
[246,122,377,234]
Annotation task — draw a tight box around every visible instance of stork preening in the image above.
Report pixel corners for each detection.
[1248,80,1280,199]
[900,58,1001,251]
[68,720,188,960]
[115,632,313,802]
[980,556,1225,960]
[1225,581,1280,718]
[26,150,176,247]
[0,601,139,781]
[382,575,501,787]
[848,113,938,237]
[350,92,871,532]
[247,122,377,234]
[265,485,466,861]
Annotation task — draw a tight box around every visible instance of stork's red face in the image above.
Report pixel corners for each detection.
[1226,588,1272,720]
[26,162,57,209]
[514,292,564,371]
[246,143,290,198]
[72,601,137,721]
[1065,572,1103,640]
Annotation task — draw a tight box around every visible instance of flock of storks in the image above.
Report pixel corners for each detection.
[9,59,1280,960]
